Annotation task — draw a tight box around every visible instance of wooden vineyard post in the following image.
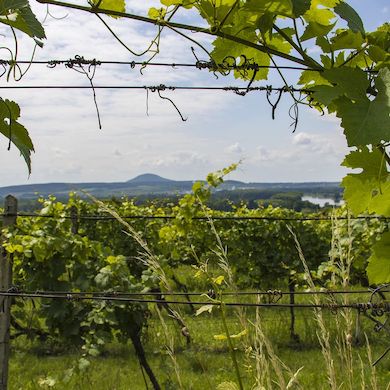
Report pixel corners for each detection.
[288,276,300,344]
[70,205,79,235]
[0,195,17,390]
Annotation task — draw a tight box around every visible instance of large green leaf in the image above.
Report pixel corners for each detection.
[336,68,390,147]
[334,1,365,35]
[341,147,390,216]
[0,0,45,40]
[366,232,390,285]
[0,99,34,174]
[308,68,368,105]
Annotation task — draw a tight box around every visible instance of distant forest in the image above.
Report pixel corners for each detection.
[16,189,340,213]
[132,188,342,212]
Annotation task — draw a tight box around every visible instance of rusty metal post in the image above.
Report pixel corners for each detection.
[0,195,17,390]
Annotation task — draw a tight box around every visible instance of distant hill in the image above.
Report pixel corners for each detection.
[127,174,175,184]
[0,174,342,201]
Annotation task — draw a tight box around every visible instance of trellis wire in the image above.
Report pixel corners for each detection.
[0,290,388,311]
[0,58,317,71]
[2,288,382,297]
[0,58,379,73]
[0,85,311,93]
[0,213,388,222]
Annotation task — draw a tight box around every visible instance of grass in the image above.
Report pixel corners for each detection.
[9,307,390,389]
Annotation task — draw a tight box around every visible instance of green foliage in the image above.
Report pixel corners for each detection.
[0,99,34,174]
[341,147,389,216]
[336,68,390,147]
[90,0,125,16]
[367,232,390,285]
[313,207,386,287]
[4,195,150,350]
[2,182,387,387]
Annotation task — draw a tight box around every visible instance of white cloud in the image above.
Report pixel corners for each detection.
[225,142,244,154]
[292,132,312,146]
[255,146,272,162]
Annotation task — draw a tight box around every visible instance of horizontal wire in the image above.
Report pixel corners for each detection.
[0,85,311,92]
[1,213,388,222]
[10,289,380,297]
[0,59,315,71]
[0,59,378,73]
[0,291,388,310]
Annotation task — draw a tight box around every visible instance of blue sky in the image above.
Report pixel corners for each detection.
[0,0,388,186]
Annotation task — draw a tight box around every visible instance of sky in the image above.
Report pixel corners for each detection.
[0,0,388,186]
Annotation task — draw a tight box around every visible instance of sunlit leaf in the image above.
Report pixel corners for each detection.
[341,147,390,216]
[91,0,125,17]
[213,275,225,285]
[148,7,166,20]
[366,232,390,284]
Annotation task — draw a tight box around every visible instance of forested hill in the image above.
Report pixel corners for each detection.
[0,173,342,200]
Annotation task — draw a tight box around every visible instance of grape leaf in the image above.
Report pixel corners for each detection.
[341,147,390,216]
[366,232,390,285]
[317,30,364,52]
[0,1,45,40]
[212,34,270,80]
[244,0,293,17]
[336,68,390,146]
[0,0,29,13]
[304,2,335,24]
[195,0,237,27]
[148,7,166,20]
[291,0,311,17]
[342,176,390,216]
[161,0,185,5]
[298,70,332,86]
[256,12,275,35]
[266,28,295,54]
[0,99,34,174]
[91,0,125,17]
[368,23,390,52]
[301,21,335,41]
[334,1,365,35]
[308,68,368,105]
